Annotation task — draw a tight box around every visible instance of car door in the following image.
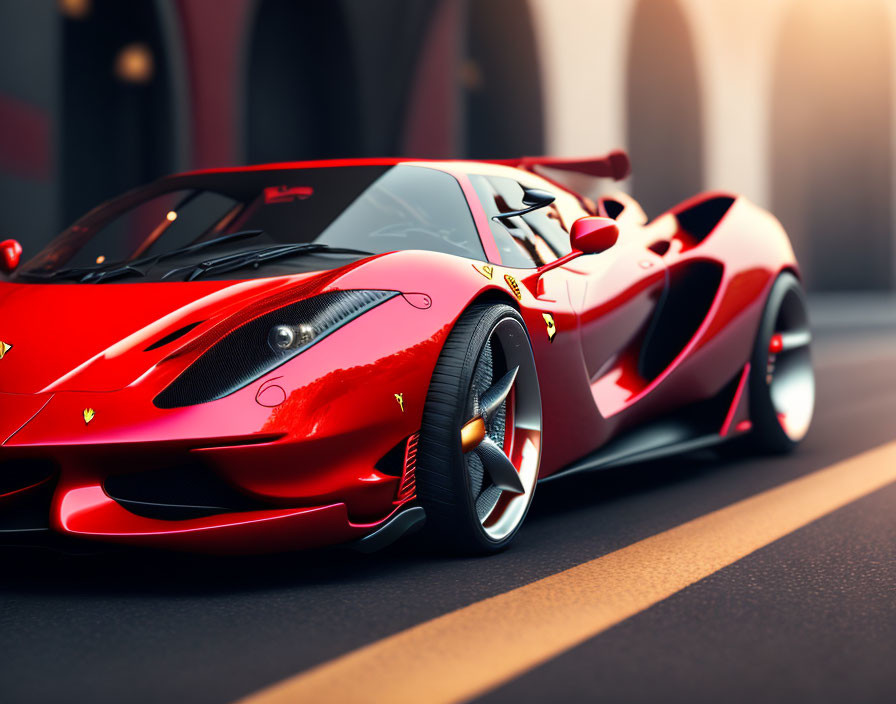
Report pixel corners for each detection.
[469,173,669,455]
[566,233,667,390]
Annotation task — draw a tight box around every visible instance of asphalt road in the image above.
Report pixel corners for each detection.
[2,310,895,704]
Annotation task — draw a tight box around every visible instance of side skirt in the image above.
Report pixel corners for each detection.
[542,428,727,483]
[544,368,746,483]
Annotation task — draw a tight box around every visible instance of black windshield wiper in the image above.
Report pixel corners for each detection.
[18,264,137,283]
[151,229,267,263]
[80,229,268,283]
[162,243,374,281]
[22,230,266,283]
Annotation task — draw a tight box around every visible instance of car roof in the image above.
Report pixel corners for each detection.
[177,158,521,179]
[176,151,630,183]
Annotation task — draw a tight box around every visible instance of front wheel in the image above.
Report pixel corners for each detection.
[416,303,542,554]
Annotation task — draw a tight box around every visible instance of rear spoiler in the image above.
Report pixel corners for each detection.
[489,150,631,181]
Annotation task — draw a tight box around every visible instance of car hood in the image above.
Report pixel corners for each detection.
[0,271,342,394]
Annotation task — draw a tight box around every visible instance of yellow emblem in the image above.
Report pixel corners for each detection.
[474,264,494,280]
[394,393,405,413]
[83,408,96,425]
[504,274,522,300]
[542,313,557,342]
[0,341,10,359]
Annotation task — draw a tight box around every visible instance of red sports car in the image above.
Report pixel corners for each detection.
[0,152,814,554]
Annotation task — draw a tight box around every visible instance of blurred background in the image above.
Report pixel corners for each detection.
[0,0,892,291]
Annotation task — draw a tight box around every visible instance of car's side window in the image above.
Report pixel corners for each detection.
[470,175,575,268]
[469,176,543,267]
[517,193,573,259]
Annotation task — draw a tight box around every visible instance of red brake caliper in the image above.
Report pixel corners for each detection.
[767,333,783,384]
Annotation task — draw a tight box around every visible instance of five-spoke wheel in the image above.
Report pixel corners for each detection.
[417,304,542,553]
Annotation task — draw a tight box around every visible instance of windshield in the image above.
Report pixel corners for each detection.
[16,164,485,283]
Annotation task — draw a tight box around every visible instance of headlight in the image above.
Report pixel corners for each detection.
[268,323,316,350]
[154,289,397,408]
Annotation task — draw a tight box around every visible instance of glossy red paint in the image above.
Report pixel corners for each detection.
[569,216,619,255]
[720,363,751,437]
[52,481,385,554]
[493,150,632,181]
[0,239,22,273]
[449,169,503,264]
[0,154,801,553]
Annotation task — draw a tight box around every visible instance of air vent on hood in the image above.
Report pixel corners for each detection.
[144,321,204,352]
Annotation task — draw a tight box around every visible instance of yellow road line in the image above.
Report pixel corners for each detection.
[238,440,896,704]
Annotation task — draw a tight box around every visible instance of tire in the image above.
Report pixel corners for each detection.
[746,271,815,453]
[416,303,542,554]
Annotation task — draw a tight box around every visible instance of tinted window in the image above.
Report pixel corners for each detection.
[470,175,572,268]
[62,190,241,269]
[19,165,485,281]
[519,194,572,257]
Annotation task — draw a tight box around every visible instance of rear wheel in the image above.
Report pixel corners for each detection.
[747,272,815,453]
[416,303,542,554]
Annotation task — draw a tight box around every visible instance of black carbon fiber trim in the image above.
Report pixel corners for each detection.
[154,289,397,408]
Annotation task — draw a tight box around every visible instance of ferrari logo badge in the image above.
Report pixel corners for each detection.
[504,274,522,300]
[83,408,96,425]
[394,393,405,413]
[474,264,494,280]
[0,341,10,359]
[543,313,557,342]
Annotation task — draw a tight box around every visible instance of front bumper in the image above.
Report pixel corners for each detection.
[0,290,441,554]
[0,390,420,554]
[54,485,396,554]
[0,447,415,554]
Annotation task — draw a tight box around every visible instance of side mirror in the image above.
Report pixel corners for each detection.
[0,239,22,273]
[521,216,620,294]
[570,217,618,255]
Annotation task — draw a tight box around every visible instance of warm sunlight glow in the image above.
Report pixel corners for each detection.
[166,211,178,222]
[114,43,155,84]
[58,0,91,20]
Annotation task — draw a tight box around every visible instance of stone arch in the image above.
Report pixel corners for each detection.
[463,0,545,158]
[245,0,362,164]
[61,0,176,223]
[626,0,704,218]
[771,0,892,290]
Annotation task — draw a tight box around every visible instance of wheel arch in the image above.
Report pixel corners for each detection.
[467,287,522,314]
[779,263,803,283]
